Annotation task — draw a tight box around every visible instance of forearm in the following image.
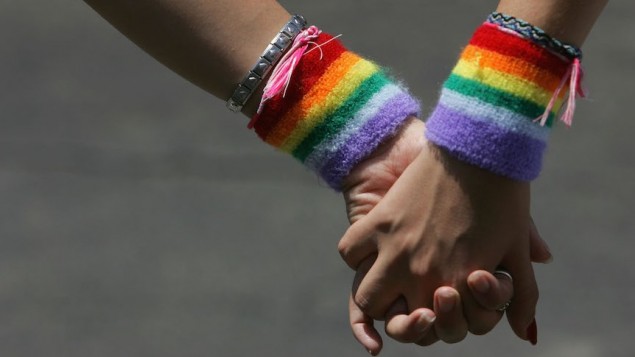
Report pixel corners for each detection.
[83,0,290,116]
[84,0,420,190]
[425,0,606,181]
[496,0,608,46]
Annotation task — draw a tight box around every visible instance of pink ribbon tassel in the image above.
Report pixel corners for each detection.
[536,58,585,127]
[249,26,321,128]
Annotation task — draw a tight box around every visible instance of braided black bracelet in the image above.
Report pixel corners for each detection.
[487,12,583,60]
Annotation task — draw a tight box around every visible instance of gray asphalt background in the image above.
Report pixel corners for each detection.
[1,1,633,356]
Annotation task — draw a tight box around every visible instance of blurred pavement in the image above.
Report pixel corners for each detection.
[0,1,633,356]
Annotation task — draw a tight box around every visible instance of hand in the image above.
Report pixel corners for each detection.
[341,118,551,354]
[341,142,536,338]
[349,222,547,355]
[349,261,517,355]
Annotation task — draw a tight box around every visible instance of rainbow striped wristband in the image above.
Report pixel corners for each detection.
[425,18,580,181]
[251,33,420,190]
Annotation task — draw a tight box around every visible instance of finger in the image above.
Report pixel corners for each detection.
[353,256,401,319]
[463,270,512,335]
[349,256,383,354]
[338,219,378,270]
[459,278,507,335]
[415,329,440,346]
[351,255,375,296]
[432,287,469,343]
[384,297,436,343]
[529,217,553,264]
[467,270,514,311]
[503,257,539,344]
[349,294,383,356]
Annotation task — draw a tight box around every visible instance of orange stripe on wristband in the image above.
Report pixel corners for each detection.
[470,24,569,78]
[461,45,563,92]
[264,51,362,147]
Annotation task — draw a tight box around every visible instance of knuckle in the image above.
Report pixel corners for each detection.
[353,294,372,314]
[337,238,351,260]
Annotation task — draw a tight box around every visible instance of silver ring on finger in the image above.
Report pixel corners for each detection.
[495,300,511,312]
[493,269,513,312]
[493,269,513,283]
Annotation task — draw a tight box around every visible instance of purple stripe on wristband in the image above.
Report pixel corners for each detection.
[426,104,546,181]
[304,83,405,172]
[320,92,420,190]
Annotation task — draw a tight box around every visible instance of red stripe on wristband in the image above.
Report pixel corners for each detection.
[254,33,347,139]
[470,24,569,77]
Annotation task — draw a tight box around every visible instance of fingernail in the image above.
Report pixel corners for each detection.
[436,290,455,313]
[473,274,490,293]
[526,318,538,345]
[367,349,374,356]
[417,310,436,333]
[543,254,554,264]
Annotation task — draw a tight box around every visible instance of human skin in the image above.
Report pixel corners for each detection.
[342,118,551,353]
[82,0,553,353]
[341,0,608,353]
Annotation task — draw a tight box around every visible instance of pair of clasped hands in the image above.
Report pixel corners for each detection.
[338,117,551,354]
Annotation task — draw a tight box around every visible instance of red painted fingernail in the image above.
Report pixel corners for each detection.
[526,318,538,345]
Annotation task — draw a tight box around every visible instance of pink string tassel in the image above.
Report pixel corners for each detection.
[248,26,321,128]
[536,58,585,127]
[560,58,585,126]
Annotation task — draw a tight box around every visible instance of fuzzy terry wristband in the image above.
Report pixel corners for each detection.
[425,19,578,181]
[251,33,420,190]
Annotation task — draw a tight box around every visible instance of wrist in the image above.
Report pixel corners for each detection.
[227,14,305,115]
[495,0,608,46]
[250,29,420,190]
[342,117,425,191]
[425,14,583,181]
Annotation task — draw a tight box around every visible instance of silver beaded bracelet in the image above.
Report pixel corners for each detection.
[226,14,307,113]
